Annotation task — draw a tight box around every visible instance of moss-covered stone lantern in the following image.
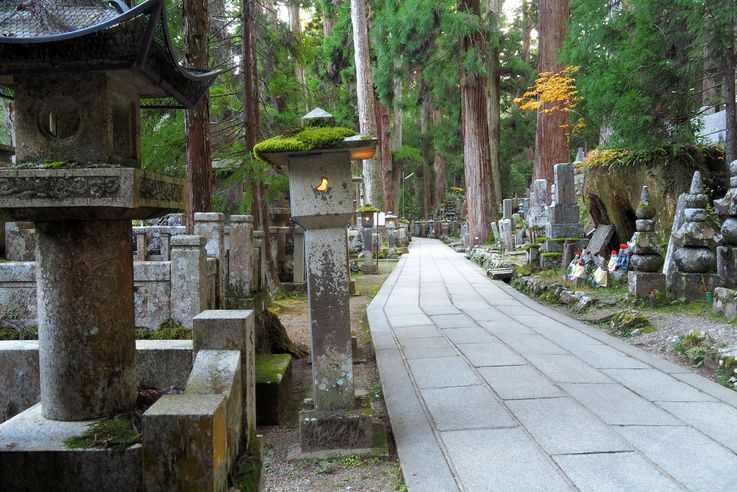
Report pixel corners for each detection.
[255,108,377,453]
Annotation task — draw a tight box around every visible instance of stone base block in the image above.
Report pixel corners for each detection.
[299,408,373,453]
[143,394,228,492]
[361,263,378,274]
[549,204,580,224]
[540,253,563,270]
[713,287,737,318]
[0,405,142,492]
[545,222,584,239]
[717,246,737,288]
[670,273,720,302]
[256,354,292,426]
[628,271,666,298]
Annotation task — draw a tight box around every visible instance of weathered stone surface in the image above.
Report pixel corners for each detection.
[36,220,136,420]
[135,340,193,390]
[299,408,373,452]
[228,215,255,300]
[193,310,256,436]
[170,235,209,327]
[143,394,228,492]
[293,225,306,283]
[713,286,737,318]
[545,222,584,239]
[553,162,576,204]
[185,350,243,471]
[549,203,580,224]
[628,271,666,298]
[4,221,35,261]
[674,246,715,273]
[630,253,664,272]
[0,168,185,221]
[0,261,37,325]
[0,405,142,492]
[664,193,687,290]
[133,261,171,329]
[194,212,226,308]
[670,272,719,301]
[502,199,513,220]
[554,452,680,491]
[0,341,39,422]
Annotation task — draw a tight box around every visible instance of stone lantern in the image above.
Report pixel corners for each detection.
[256,109,377,453]
[357,205,379,274]
[0,1,218,489]
[385,211,397,259]
[428,218,435,239]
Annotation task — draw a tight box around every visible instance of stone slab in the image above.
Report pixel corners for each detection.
[442,327,498,344]
[628,271,666,298]
[430,314,478,329]
[507,397,633,455]
[459,308,509,321]
[477,319,535,335]
[603,369,716,402]
[421,385,516,431]
[658,401,737,453]
[390,313,433,327]
[392,325,440,341]
[617,425,737,491]
[442,428,571,491]
[561,383,681,425]
[0,404,142,492]
[455,342,527,367]
[407,357,479,388]
[553,452,681,491]
[585,224,615,257]
[549,203,580,224]
[563,343,649,369]
[479,365,565,400]
[525,354,611,383]
[494,333,568,355]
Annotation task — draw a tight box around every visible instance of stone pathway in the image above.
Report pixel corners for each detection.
[368,238,737,491]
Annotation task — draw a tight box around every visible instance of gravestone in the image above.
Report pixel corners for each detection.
[491,221,501,246]
[503,199,513,221]
[586,224,615,258]
[528,179,550,228]
[628,187,666,298]
[545,163,584,252]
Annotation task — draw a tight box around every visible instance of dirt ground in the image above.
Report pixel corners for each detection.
[260,261,405,492]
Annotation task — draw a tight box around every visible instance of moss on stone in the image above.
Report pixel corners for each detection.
[253,127,357,161]
[541,252,563,257]
[255,353,292,384]
[64,416,140,451]
[356,203,380,213]
[136,320,192,340]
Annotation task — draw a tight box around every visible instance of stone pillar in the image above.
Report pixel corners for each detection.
[304,227,353,410]
[503,199,513,220]
[502,219,514,251]
[528,178,549,229]
[194,212,226,308]
[529,244,541,270]
[135,231,147,261]
[361,227,377,273]
[36,220,136,420]
[253,230,265,292]
[628,186,666,298]
[228,215,254,301]
[170,235,209,327]
[387,225,396,259]
[160,231,171,261]
[293,225,306,283]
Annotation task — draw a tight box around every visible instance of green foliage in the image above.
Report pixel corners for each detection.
[392,146,424,168]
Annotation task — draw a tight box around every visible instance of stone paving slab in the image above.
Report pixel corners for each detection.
[368,239,737,491]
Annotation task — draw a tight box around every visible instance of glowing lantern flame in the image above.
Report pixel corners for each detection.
[315,176,329,192]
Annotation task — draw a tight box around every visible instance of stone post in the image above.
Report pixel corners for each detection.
[170,235,209,327]
[228,215,254,302]
[36,220,136,420]
[387,224,396,259]
[293,225,306,283]
[135,231,147,261]
[628,186,666,297]
[253,230,265,292]
[561,240,575,271]
[160,231,171,261]
[194,212,226,308]
[503,199,513,220]
[502,219,514,251]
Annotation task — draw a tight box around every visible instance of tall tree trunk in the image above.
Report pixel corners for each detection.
[287,1,310,113]
[521,0,532,63]
[351,0,384,209]
[486,0,503,206]
[420,97,432,216]
[724,43,737,165]
[392,77,403,150]
[535,0,569,184]
[184,0,212,234]
[209,0,231,67]
[243,0,281,293]
[377,98,395,212]
[432,109,446,208]
[460,0,497,247]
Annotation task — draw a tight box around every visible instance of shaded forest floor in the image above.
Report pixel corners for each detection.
[260,261,405,492]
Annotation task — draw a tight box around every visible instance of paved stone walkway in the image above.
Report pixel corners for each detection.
[368,238,737,491]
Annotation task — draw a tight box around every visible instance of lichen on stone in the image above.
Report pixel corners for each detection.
[253,127,358,161]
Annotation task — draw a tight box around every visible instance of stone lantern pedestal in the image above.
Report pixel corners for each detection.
[257,109,376,454]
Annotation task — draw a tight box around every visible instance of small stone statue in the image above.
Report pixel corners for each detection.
[627,186,666,298]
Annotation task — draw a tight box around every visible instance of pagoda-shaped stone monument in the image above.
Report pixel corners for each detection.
[714,160,737,287]
[671,171,719,300]
[628,186,665,298]
[0,1,218,490]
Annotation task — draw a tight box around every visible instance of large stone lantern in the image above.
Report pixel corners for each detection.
[256,108,377,453]
[0,1,218,489]
[385,211,397,259]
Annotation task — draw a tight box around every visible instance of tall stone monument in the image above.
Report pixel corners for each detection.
[714,160,737,287]
[543,163,584,255]
[257,109,375,454]
[0,1,219,489]
[628,186,666,298]
[528,178,549,229]
[672,171,719,300]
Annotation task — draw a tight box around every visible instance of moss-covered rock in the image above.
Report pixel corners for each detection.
[136,320,192,340]
[255,353,292,384]
[64,416,140,451]
[253,127,357,161]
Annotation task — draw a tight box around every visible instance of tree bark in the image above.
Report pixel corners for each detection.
[351,0,384,209]
[287,1,310,113]
[420,97,432,216]
[242,0,281,293]
[486,0,503,206]
[184,0,213,234]
[535,0,569,184]
[392,77,403,150]
[377,98,395,212]
[460,0,497,247]
[521,0,533,63]
[432,109,446,208]
[723,43,737,165]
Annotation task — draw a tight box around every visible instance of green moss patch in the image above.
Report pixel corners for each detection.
[64,416,140,451]
[541,252,563,257]
[256,354,292,384]
[610,310,655,337]
[136,320,192,340]
[254,127,357,161]
[356,203,380,213]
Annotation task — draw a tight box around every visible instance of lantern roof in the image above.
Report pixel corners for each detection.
[0,0,220,108]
